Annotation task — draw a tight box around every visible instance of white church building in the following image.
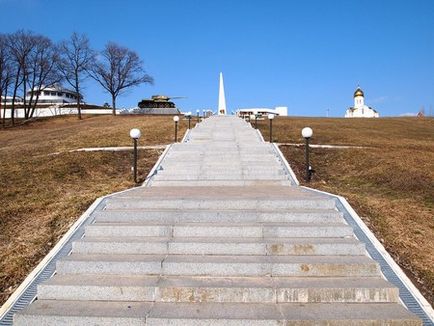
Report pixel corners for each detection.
[345,87,379,118]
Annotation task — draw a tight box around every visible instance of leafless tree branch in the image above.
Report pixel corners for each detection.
[89,42,153,115]
[58,32,94,120]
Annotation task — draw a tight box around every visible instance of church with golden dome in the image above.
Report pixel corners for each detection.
[345,87,379,118]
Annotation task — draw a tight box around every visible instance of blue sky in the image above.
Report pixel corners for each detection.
[1,0,433,116]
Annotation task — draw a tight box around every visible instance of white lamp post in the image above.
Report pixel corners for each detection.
[185,111,192,129]
[173,115,179,142]
[129,128,141,184]
[268,114,275,143]
[301,127,313,181]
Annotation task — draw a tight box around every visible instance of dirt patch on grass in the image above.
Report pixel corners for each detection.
[0,115,195,305]
[256,116,434,305]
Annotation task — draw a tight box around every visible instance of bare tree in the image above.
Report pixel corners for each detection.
[26,36,62,119]
[0,34,12,124]
[89,42,153,115]
[1,56,13,126]
[7,30,36,125]
[58,33,94,120]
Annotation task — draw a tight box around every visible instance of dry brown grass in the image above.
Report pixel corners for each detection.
[257,116,434,305]
[0,115,195,305]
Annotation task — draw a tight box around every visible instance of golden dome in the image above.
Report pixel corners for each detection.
[354,87,364,97]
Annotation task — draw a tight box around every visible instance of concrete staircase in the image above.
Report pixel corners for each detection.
[14,116,421,325]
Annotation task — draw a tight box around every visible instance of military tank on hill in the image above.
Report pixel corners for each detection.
[137,95,185,109]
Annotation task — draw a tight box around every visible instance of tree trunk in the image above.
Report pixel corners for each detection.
[75,79,82,120]
[2,102,6,126]
[30,92,40,119]
[111,94,116,116]
[77,97,82,119]
[22,71,28,120]
[27,75,37,120]
[3,90,9,127]
[26,90,34,120]
[0,87,2,124]
[2,85,7,126]
[11,71,21,126]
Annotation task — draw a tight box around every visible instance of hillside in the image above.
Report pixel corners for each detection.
[1,115,432,308]
[0,115,193,305]
[257,116,434,305]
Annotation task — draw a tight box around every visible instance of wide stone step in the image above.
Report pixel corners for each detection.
[159,163,283,169]
[158,169,286,175]
[186,141,262,144]
[119,185,319,198]
[171,143,268,146]
[37,275,399,303]
[158,166,283,172]
[14,301,421,325]
[161,161,280,166]
[72,237,365,256]
[166,153,275,158]
[93,208,344,224]
[164,157,277,163]
[170,147,272,152]
[165,146,272,151]
[161,167,285,171]
[154,169,285,175]
[56,254,380,277]
[170,159,279,164]
[166,150,274,154]
[163,163,280,168]
[151,180,293,186]
[121,186,315,200]
[169,146,270,149]
[105,198,336,210]
[162,155,278,160]
[170,144,270,148]
[153,174,287,181]
[84,222,353,238]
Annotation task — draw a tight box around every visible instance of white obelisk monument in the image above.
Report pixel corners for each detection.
[218,72,227,115]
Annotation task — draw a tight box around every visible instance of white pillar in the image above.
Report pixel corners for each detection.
[218,72,227,115]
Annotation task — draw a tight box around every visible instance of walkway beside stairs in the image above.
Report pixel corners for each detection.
[14,116,421,325]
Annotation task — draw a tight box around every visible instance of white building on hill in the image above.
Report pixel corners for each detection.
[26,84,83,104]
[237,106,288,119]
[1,84,82,105]
[1,84,113,118]
[345,87,379,118]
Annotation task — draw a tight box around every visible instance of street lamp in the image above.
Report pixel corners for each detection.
[268,113,275,143]
[129,128,141,184]
[255,114,258,129]
[186,111,192,129]
[173,115,179,142]
[302,127,313,182]
[196,109,200,120]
